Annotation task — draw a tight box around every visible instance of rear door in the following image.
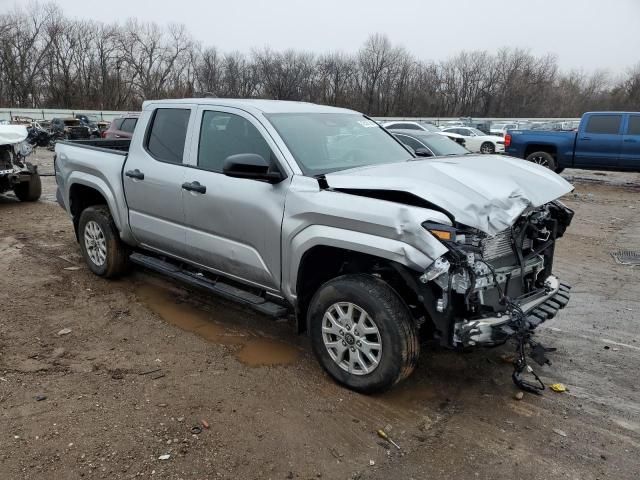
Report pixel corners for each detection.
[123,105,196,258]
[180,106,290,292]
[574,114,623,169]
[620,114,640,170]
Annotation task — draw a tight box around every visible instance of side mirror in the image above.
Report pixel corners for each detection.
[223,153,284,184]
[414,148,433,157]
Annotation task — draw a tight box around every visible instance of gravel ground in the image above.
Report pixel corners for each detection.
[0,150,639,479]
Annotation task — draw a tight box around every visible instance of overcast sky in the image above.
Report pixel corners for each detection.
[5,0,640,72]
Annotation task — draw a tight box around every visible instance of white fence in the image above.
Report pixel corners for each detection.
[0,107,581,125]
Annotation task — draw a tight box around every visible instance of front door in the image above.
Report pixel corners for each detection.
[620,114,640,171]
[574,114,623,169]
[123,106,196,258]
[181,106,290,292]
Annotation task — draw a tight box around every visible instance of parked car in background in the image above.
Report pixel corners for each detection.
[505,111,640,172]
[382,121,466,147]
[55,98,574,393]
[51,117,91,140]
[391,130,471,157]
[75,114,102,138]
[103,113,139,139]
[490,122,518,137]
[441,127,505,154]
[382,120,429,131]
[439,120,466,128]
[530,122,557,131]
[561,120,581,131]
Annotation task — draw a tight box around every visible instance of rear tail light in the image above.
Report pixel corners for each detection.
[504,134,511,148]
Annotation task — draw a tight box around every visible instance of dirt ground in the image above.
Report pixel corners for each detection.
[1,151,639,480]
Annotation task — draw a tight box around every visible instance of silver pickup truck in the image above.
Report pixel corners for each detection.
[55,99,574,393]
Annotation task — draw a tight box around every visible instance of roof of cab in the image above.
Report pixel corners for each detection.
[142,98,358,115]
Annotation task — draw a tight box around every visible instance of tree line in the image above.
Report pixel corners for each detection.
[1,2,638,117]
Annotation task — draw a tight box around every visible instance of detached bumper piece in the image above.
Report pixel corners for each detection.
[455,276,571,347]
[524,282,571,330]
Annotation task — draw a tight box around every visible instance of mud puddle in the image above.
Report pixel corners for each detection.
[136,282,299,367]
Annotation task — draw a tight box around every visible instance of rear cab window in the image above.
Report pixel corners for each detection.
[585,115,622,135]
[145,108,191,164]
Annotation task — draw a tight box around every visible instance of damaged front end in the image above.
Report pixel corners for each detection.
[417,200,574,350]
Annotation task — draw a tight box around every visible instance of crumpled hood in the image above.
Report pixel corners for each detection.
[325,155,573,235]
[0,125,28,145]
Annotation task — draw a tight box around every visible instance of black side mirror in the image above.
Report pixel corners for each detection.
[414,148,433,157]
[223,153,284,184]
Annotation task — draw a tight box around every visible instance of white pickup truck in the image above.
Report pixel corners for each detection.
[55,99,574,393]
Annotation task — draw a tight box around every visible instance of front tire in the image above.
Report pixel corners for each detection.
[480,142,495,154]
[526,151,557,171]
[13,172,41,202]
[78,205,129,278]
[308,274,419,393]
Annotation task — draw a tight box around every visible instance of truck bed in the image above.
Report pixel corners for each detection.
[57,139,131,154]
[55,138,131,232]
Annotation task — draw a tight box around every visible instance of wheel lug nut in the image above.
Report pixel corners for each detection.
[342,341,346,346]
[350,347,355,352]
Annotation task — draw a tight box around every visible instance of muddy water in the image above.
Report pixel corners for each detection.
[136,283,299,367]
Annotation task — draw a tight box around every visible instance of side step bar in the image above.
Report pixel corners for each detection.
[130,252,289,318]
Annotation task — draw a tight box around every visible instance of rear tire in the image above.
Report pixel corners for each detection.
[480,142,495,154]
[13,172,41,202]
[78,205,129,278]
[526,151,557,171]
[308,274,419,393]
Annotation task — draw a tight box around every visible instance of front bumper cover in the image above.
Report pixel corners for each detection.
[454,276,571,347]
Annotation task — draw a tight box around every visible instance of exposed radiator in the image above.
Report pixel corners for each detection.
[481,229,532,261]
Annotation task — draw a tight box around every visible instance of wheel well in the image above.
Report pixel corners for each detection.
[295,246,427,334]
[524,144,557,158]
[68,184,108,239]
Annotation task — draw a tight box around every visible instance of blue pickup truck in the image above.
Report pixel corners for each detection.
[505,112,640,173]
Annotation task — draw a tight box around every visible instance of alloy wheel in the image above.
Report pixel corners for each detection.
[321,302,382,375]
[84,220,107,266]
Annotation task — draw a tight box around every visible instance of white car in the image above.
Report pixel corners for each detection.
[489,123,518,137]
[382,120,439,132]
[383,121,467,147]
[441,127,505,154]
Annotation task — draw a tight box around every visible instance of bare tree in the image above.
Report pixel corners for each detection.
[1,3,638,116]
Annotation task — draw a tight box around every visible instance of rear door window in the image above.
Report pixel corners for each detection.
[627,115,640,135]
[112,118,124,130]
[145,108,191,164]
[585,115,622,135]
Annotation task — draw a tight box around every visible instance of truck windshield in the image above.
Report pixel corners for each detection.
[265,113,411,175]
